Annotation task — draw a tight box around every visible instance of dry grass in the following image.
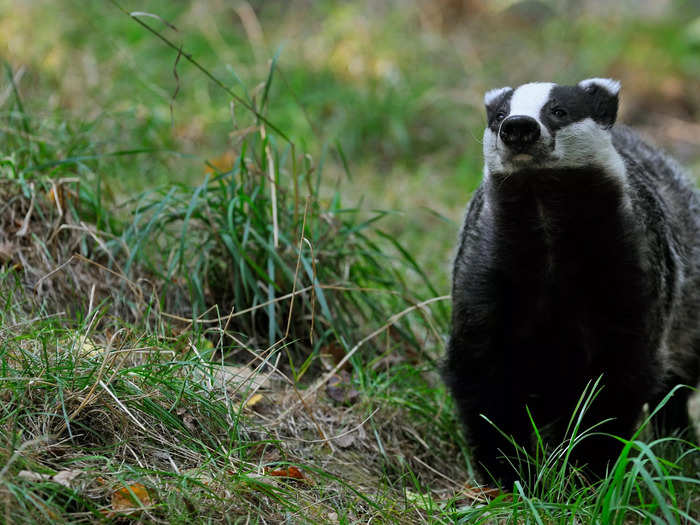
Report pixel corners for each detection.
[0,178,164,322]
[0,120,460,524]
[0,271,461,523]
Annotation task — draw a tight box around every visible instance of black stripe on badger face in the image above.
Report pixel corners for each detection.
[485,87,514,132]
[542,82,618,132]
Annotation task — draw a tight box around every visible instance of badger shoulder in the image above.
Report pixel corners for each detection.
[612,124,691,187]
[451,183,492,294]
[611,124,700,244]
[612,124,700,382]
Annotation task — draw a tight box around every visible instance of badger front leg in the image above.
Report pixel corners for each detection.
[458,390,532,488]
[445,318,531,488]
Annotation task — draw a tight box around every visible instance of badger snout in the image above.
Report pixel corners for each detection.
[499,116,541,151]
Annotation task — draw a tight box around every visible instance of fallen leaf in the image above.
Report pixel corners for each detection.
[75,335,102,358]
[319,342,349,371]
[245,393,264,409]
[199,338,215,351]
[205,151,237,174]
[211,364,269,392]
[109,483,152,516]
[460,483,511,503]
[0,242,13,263]
[183,412,197,431]
[176,407,198,432]
[52,469,81,488]
[18,470,51,482]
[326,370,360,405]
[334,432,356,449]
[265,466,305,481]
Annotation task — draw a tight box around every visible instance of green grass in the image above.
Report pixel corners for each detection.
[1,1,699,523]
[1,308,696,522]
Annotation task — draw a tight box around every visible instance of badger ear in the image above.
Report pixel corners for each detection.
[578,78,621,96]
[484,86,513,107]
[484,86,513,122]
[578,78,620,128]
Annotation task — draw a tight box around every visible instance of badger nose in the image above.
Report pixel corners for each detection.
[499,116,541,149]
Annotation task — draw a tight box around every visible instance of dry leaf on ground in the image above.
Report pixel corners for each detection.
[52,469,82,488]
[245,393,264,409]
[460,483,511,504]
[46,185,66,211]
[211,364,269,392]
[326,370,360,405]
[205,151,238,174]
[334,432,356,449]
[18,470,51,482]
[18,469,82,488]
[106,483,152,517]
[319,342,349,371]
[265,466,306,481]
[71,335,102,358]
[0,242,13,263]
[176,407,198,432]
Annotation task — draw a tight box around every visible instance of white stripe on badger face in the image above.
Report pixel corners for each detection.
[508,82,555,134]
[549,118,626,177]
[509,82,555,118]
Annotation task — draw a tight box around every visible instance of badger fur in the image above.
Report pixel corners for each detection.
[445,78,700,487]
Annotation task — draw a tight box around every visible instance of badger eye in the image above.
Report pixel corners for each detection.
[551,107,567,118]
[494,111,507,123]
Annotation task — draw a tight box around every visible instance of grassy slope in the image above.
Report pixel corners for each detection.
[1,1,699,523]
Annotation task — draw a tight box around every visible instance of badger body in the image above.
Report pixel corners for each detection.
[446,79,700,487]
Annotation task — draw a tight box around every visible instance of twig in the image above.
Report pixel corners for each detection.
[159,283,404,325]
[16,182,35,237]
[413,455,456,485]
[107,0,290,143]
[285,198,309,338]
[99,379,148,432]
[290,408,379,443]
[234,2,266,65]
[260,124,279,248]
[34,253,143,302]
[303,237,317,343]
[0,65,25,108]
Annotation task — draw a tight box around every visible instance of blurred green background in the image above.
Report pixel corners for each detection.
[2,0,700,292]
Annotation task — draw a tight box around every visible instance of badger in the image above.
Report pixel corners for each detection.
[445,78,700,487]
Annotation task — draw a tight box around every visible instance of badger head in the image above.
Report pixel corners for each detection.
[482,78,624,178]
